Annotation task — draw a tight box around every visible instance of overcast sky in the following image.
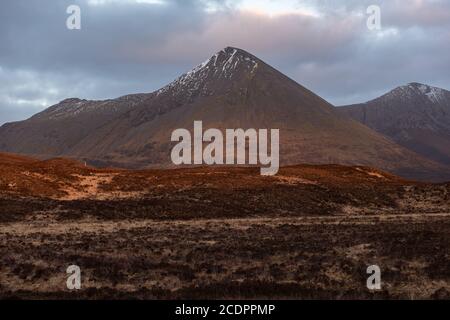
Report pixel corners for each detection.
[1,0,450,125]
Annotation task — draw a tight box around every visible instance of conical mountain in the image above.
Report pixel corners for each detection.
[0,48,447,180]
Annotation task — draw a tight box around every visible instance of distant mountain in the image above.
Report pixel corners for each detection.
[339,83,450,167]
[0,48,448,181]
[0,94,150,157]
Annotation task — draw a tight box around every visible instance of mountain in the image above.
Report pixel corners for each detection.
[0,94,150,158]
[0,48,448,181]
[339,83,450,167]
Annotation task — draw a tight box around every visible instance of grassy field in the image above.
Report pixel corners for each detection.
[1,213,449,299]
[1,156,449,299]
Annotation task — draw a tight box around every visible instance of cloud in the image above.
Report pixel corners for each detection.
[1,0,450,124]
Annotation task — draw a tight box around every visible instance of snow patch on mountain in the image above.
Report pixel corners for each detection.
[381,83,448,105]
[406,83,446,103]
[156,47,259,98]
[38,94,147,120]
[423,86,446,104]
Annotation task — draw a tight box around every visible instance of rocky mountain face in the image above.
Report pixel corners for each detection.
[0,48,448,181]
[339,83,450,167]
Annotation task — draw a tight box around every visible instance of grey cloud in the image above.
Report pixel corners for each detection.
[1,0,449,125]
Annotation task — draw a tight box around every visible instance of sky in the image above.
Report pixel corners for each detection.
[1,0,450,125]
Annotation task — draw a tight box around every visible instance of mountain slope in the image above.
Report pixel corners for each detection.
[0,94,150,158]
[339,83,450,167]
[0,48,448,181]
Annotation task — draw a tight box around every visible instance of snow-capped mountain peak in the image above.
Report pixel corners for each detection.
[381,82,448,104]
[156,47,260,97]
[407,83,446,104]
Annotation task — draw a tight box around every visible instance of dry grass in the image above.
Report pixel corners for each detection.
[0,154,449,299]
[0,214,449,299]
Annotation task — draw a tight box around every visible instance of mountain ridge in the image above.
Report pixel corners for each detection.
[1,47,449,181]
[339,82,450,167]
